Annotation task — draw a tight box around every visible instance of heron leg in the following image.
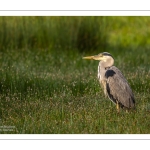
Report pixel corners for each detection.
[125,109,129,113]
[116,101,120,113]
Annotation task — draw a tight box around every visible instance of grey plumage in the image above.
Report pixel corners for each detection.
[104,66,135,108]
[83,52,135,111]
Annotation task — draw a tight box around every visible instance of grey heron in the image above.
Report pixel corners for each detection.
[83,52,135,112]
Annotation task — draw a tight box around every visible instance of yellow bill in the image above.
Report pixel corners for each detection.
[82,56,94,59]
[82,54,103,61]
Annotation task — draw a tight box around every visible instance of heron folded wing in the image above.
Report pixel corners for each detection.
[105,66,135,108]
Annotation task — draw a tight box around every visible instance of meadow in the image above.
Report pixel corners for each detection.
[0,16,150,134]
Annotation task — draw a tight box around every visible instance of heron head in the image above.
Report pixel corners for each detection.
[82,52,113,61]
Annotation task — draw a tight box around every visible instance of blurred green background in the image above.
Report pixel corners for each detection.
[1,16,150,51]
[0,16,150,134]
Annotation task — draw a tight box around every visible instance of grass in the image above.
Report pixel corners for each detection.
[0,16,106,51]
[0,48,150,134]
[0,16,150,134]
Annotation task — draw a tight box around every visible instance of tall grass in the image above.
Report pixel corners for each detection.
[0,16,150,133]
[0,16,107,51]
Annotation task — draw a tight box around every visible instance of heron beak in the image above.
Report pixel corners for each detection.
[82,56,94,60]
[83,55,103,61]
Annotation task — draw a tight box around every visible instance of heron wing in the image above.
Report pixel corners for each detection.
[105,66,135,108]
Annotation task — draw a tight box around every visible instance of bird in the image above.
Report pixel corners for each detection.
[82,52,135,112]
